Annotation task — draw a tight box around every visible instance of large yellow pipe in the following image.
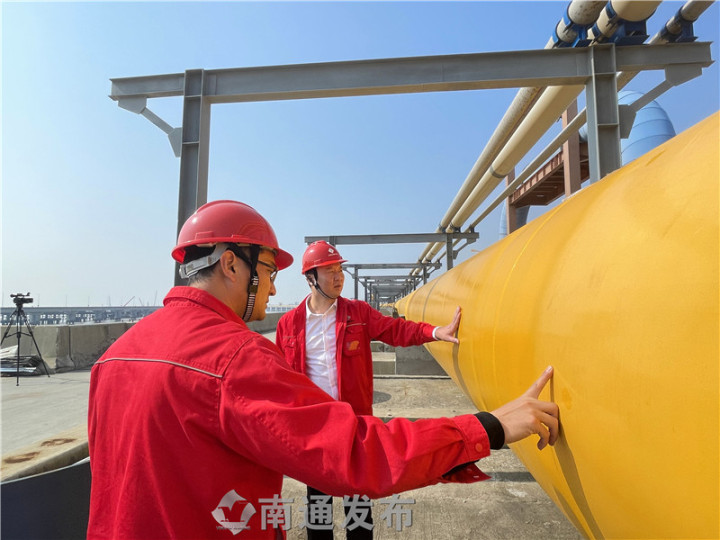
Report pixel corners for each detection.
[398,113,719,539]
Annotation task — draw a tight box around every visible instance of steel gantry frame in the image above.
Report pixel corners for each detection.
[109,42,712,286]
[304,234,472,306]
[341,262,441,302]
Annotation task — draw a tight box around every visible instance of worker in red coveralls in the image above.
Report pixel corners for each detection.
[87,200,560,540]
[275,241,462,540]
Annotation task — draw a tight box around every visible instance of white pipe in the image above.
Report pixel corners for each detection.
[449,84,585,229]
[422,1,670,267]
[450,0,713,258]
[554,1,607,45]
[649,0,714,44]
[416,87,544,266]
[415,0,607,269]
[589,0,662,43]
[619,0,713,89]
[474,111,588,232]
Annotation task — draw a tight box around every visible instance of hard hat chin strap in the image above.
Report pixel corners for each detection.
[242,274,259,322]
[307,270,339,301]
[241,245,260,322]
[227,244,261,322]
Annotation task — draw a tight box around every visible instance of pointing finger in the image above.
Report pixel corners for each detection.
[524,366,554,399]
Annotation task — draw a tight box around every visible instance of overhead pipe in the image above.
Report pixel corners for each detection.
[616,0,712,90]
[398,113,720,540]
[414,0,608,272]
[415,87,544,269]
[449,1,660,229]
[447,83,587,230]
[650,0,714,43]
[416,0,607,270]
[436,0,711,271]
[588,0,661,44]
[550,0,607,47]
[498,89,675,239]
[429,109,589,270]
[422,0,712,270]
[418,0,667,270]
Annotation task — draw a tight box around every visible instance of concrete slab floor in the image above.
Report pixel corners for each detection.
[1,369,91,455]
[280,450,582,540]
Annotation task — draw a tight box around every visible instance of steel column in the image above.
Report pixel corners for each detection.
[175,70,212,285]
[585,47,621,183]
[562,101,582,196]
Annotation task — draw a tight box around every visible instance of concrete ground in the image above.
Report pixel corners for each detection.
[2,369,91,456]
[0,342,581,539]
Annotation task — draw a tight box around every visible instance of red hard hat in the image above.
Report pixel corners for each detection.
[171,200,293,270]
[301,241,347,274]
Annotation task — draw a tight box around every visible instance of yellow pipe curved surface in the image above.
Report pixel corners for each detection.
[399,113,719,539]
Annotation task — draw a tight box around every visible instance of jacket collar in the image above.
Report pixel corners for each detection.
[164,286,247,326]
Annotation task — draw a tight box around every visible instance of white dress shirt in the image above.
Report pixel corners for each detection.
[304,299,339,400]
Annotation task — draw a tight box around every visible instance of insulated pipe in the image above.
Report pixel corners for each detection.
[616,0,713,89]
[424,1,692,267]
[398,113,719,540]
[650,0,714,43]
[449,83,585,229]
[416,86,544,267]
[552,1,607,46]
[415,0,608,270]
[450,2,661,228]
[498,89,675,237]
[588,0,662,43]
[441,0,712,267]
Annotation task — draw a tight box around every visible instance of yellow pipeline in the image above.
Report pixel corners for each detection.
[398,113,719,539]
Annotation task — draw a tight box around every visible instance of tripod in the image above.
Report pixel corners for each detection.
[1,294,50,386]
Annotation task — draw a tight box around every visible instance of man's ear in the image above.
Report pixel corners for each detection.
[219,250,238,279]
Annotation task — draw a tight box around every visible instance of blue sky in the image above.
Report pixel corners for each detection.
[2,1,718,308]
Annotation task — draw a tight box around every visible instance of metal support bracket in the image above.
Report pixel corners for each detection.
[116,97,182,157]
[619,62,705,138]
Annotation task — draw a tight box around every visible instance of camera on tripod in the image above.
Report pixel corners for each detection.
[10,293,33,307]
[3,292,49,384]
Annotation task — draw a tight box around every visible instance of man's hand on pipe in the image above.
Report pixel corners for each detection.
[491,366,560,450]
[434,306,462,344]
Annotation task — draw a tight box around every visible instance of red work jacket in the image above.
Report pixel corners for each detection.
[87,287,490,540]
[275,296,436,415]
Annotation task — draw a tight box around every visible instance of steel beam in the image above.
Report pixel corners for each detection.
[305,232,478,245]
[109,43,711,104]
[343,262,441,270]
[360,276,418,282]
[108,42,714,285]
